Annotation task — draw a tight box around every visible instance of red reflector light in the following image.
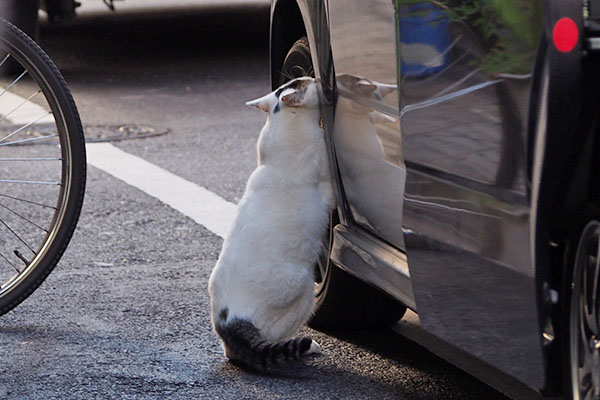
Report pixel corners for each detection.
[553,17,579,53]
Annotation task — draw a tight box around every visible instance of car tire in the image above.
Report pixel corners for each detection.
[278,36,407,331]
[310,243,408,330]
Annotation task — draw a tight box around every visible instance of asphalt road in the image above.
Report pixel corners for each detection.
[0,1,514,399]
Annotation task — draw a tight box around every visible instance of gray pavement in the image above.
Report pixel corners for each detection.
[0,2,513,399]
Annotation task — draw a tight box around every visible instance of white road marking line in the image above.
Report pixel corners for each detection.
[85,142,236,239]
[2,85,237,239]
[0,88,55,125]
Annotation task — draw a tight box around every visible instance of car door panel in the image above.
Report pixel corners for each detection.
[397,0,547,387]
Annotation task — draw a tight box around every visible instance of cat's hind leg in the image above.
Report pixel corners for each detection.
[261,264,313,309]
[257,265,315,341]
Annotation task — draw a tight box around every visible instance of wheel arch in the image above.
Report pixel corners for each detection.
[270,0,308,90]
[270,0,334,95]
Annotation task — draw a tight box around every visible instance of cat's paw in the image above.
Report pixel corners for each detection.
[305,340,321,355]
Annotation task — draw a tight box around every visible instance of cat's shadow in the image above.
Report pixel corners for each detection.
[206,326,511,399]
[224,353,323,380]
[217,325,466,380]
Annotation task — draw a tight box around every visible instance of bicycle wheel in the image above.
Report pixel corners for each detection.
[0,19,86,315]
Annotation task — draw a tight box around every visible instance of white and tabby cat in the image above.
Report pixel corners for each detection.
[208,77,334,371]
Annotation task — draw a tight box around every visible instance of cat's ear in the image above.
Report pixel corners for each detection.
[374,83,397,99]
[336,74,357,93]
[355,79,378,96]
[357,80,396,101]
[246,93,272,113]
[280,87,306,107]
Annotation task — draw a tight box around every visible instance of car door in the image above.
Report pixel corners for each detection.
[396,0,547,388]
[328,0,549,388]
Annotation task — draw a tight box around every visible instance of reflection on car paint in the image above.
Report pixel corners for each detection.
[398,2,450,77]
[328,0,406,250]
[334,74,406,248]
[397,0,547,388]
[399,78,504,118]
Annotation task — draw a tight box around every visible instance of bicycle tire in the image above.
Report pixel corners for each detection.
[0,18,86,315]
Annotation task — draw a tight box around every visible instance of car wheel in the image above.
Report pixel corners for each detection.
[566,219,600,399]
[278,36,407,331]
[278,37,313,85]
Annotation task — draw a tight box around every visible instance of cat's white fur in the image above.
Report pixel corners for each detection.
[208,77,333,359]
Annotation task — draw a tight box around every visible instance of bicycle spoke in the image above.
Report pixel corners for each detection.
[0,216,35,254]
[0,113,53,144]
[0,157,61,161]
[0,179,60,185]
[0,252,19,274]
[0,70,28,100]
[0,193,57,210]
[0,202,48,232]
[0,133,58,147]
[0,54,10,69]
[0,89,43,123]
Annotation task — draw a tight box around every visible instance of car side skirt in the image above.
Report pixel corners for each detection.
[330,224,417,311]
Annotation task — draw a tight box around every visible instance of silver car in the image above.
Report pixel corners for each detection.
[270,1,596,399]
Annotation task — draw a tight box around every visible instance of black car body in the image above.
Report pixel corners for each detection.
[271,1,600,398]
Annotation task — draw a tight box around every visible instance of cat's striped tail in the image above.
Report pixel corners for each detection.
[214,309,319,371]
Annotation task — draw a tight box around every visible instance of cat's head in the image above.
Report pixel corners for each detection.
[246,77,319,114]
[335,74,397,115]
[336,74,396,102]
